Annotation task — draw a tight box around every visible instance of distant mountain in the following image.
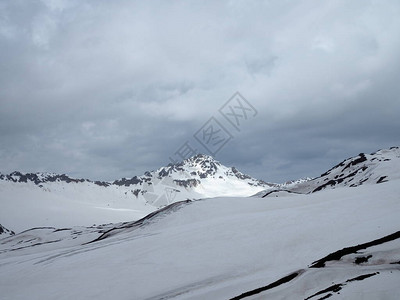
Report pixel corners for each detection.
[256,147,400,197]
[0,154,274,208]
[0,171,109,187]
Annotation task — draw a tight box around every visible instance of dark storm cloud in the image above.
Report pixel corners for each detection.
[0,0,399,182]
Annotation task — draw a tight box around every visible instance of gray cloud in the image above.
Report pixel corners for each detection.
[0,0,399,182]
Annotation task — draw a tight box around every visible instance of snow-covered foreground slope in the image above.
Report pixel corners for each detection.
[1,180,399,299]
[0,180,155,233]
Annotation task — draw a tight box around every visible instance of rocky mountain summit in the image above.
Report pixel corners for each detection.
[256,147,400,197]
[0,154,273,208]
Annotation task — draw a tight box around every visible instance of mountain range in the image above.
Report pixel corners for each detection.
[1,148,400,234]
[0,154,274,232]
[1,147,400,299]
[0,154,272,207]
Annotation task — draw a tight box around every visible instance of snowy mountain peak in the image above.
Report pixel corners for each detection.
[0,154,272,209]
[159,154,221,178]
[175,154,221,178]
[256,146,400,197]
[185,153,221,166]
[158,154,270,186]
[312,147,400,192]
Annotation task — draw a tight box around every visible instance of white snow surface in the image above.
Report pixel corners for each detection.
[1,179,399,300]
[0,180,155,232]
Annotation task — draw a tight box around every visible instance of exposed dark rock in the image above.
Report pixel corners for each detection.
[113,176,143,186]
[313,169,364,193]
[230,271,302,300]
[173,179,200,188]
[231,167,252,180]
[377,176,388,184]
[341,153,367,172]
[0,224,15,236]
[310,230,400,268]
[319,160,346,177]
[305,273,379,300]
[158,167,173,178]
[354,255,372,264]
[1,172,110,187]
[94,181,110,187]
[262,189,303,198]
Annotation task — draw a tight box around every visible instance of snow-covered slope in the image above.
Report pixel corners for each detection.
[0,176,155,233]
[1,179,399,299]
[256,146,400,197]
[0,154,273,232]
[0,224,14,237]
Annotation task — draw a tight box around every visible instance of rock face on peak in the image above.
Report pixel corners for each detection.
[148,154,224,180]
[256,147,400,197]
[109,154,274,206]
[155,154,268,185]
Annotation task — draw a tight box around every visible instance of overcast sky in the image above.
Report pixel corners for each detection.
[1,0,399,183]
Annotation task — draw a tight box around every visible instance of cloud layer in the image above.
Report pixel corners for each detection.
[1,0,399,182]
